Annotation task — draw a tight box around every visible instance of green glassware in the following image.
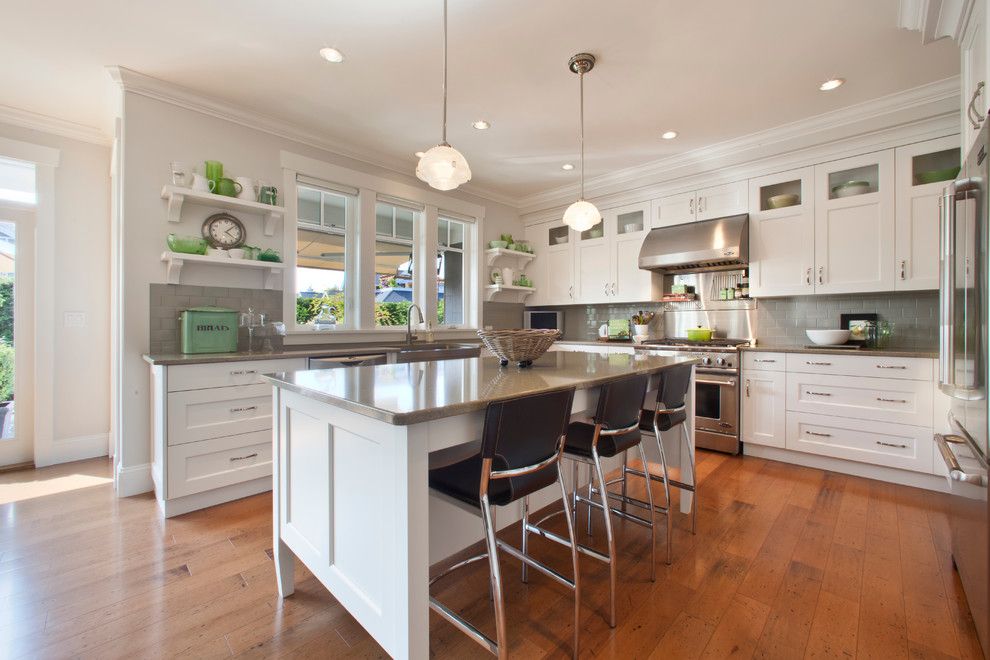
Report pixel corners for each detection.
[214,177,243,197]
[204,160,223,182]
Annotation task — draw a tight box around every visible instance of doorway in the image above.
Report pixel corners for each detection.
[0,205,34,469]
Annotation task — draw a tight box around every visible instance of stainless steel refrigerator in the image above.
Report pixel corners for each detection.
[937,122,990,656]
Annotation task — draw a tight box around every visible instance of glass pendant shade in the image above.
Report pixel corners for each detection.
[563,199,601,231]
[416,144,472,191]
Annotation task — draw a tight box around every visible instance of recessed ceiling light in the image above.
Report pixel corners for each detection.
[819,78,845,91]
[561,163,575,171]
[661,130,678,140]
[414,151,426,158]
[319,47,345,63]
[471,120,491,130]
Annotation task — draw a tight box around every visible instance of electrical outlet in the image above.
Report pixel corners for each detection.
[64,311,86,328]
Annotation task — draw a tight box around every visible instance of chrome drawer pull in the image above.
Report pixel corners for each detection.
[807,391,832,396]
[876,441,908,449]
[806,361,832,366]
[230,406,258,413]
[876,365,907,370]
[230,369,258,376]
[805,431,832,438]
[230,453,259,462]
[754,359,776,363]
[876,397,907,403]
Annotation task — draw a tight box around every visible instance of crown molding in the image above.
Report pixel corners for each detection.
[898,0,972,42]
[105,66,517,208]
[518,76,961,215]
[0,103,109,147]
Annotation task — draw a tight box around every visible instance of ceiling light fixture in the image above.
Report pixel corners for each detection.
[819,77,845,91]
[661,130,678,140]
[416,0,472,191]
[319,47,345,63]
[561,53,601,232]
[414,151,426,158]
[471,120,491,130]
[561,163,574,171]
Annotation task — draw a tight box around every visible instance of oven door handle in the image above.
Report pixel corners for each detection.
[696,378,736,387]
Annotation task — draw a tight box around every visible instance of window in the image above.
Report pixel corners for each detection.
[375,202,419,327]
[0,159,35,205]
[295,185,353,327]
[437,217,467,325]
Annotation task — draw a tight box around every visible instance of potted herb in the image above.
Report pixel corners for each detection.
[631,310,655,337]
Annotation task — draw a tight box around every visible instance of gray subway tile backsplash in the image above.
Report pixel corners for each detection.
[540,290,938,350]
[149,284,283,354]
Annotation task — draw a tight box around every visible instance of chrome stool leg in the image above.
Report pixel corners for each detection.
[571,460,579,529]
[637,441,657,581]
[591,447,617,628]
[652,417,674,565]
[682,424,697,534]
[586,465,594,536]
[521,496,530,583]
[556,463,581,658]
[480,497,508,659]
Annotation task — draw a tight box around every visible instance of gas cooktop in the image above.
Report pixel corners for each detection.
[640,338,752,349]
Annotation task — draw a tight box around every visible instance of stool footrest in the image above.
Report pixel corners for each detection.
[623,466,695,493]
[575,493,654,529]
[429,552,488,586]
[430,597,499,655]
[496,538,575,591]
[525,521,610,564]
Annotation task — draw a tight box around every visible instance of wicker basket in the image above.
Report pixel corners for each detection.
[477,328,561,367]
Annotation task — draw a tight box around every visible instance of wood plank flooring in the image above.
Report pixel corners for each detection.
[0,452,981,659]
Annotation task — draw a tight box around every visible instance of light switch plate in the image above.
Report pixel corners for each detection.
[64,311,86,328]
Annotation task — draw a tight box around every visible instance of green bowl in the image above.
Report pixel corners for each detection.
[686,327,713,342]
[489,240,508,249]
[916,166,960,185]
[167,234,208,255]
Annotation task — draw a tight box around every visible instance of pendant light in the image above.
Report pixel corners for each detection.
[416,0,472,191]
[562,53,601,232]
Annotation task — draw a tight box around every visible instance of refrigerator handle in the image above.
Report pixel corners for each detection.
[938,184,957,390]
[935,433,988,486]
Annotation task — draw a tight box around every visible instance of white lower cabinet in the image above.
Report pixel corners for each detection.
[742,370,785,448]
[152,357,307,516]
[742,352,941,482]
[786,413,933,474]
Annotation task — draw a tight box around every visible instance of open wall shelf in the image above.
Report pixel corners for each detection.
[161,251,286,289]
[161,185,285,236]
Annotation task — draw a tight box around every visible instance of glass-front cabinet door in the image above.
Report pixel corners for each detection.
[748,167,815,297]
[608,202,656,302]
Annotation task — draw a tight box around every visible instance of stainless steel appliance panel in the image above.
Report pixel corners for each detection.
[308,354,388,369]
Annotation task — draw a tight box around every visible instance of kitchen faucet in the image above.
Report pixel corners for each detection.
[406,304,423,345]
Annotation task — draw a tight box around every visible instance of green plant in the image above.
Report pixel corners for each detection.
[375,301,411,326]
[296,292,344,325]
[0,277,12,344]
[0,341,14,402]
[258,249,282,263]
[631,310,655,325]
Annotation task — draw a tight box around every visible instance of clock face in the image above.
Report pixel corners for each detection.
[202,213,246,249]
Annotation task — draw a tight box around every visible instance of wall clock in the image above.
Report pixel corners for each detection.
[202,212,246,249]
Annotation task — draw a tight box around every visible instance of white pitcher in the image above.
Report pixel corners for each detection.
[235,177,256,201]
[501,267,514,285]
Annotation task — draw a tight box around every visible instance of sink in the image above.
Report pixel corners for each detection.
[395,342,481,363]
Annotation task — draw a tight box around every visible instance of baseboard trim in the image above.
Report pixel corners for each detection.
[158,478,271,517]
[34,433,109,468]
[743,444,949,492]
[116,462,154,497]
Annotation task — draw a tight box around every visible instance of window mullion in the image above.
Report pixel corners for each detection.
[419,205,439,328]
[356,188,377,329]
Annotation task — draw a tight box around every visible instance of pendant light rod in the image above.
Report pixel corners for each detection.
[441,0,448,145]
[567,53,595,200]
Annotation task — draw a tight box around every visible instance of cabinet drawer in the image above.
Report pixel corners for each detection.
[167,431,272,499]
[785,353,932,380]
[167,384,272,446]
[786,412,933,473]
[742,352,786,372]
[786,373,933,426]
[167,358,307,392]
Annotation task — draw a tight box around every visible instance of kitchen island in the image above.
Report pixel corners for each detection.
[263,350,696,659]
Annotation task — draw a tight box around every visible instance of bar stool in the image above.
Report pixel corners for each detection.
[619,362,697,565]
[427,387,580,659]
[539,374,654,628]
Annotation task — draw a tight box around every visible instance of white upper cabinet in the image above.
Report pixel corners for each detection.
[574,220,611,304]
[748,168,816,297]
[961,0,988,153]
[696,181,748,221]
[543,221,576,305]
[813,150,895,295]
[651,191,695,228]
[608,202,657,302]
[650,181,748,228]
[894,136,960,291]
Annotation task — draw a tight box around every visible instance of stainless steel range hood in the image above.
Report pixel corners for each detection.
[638,214,749,273]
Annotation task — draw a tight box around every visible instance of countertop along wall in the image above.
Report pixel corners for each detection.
[117,90,523,496]
[0,120,112,464]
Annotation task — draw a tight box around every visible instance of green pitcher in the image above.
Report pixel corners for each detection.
[204,160,223,182]
[214,177,242,197]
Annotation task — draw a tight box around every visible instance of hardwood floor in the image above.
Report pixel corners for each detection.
[0,453,981,659]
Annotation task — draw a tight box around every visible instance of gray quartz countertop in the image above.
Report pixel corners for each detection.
[143,341,484,366]
[741,345,938,359]
[263,352,698,425]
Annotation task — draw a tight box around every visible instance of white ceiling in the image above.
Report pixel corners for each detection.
[2,0,959,200]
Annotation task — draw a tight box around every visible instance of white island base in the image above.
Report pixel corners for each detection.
[268,354,695,659]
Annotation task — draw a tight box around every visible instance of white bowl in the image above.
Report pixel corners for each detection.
[228,248,246,259]
[806,329,851,346]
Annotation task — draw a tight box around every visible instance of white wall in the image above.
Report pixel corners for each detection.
[0,121,112,463]
[116,92,521,494]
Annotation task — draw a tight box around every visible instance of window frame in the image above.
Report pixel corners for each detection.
[281,152,484,338]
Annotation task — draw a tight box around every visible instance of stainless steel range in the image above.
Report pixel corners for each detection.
[640,337,750,454]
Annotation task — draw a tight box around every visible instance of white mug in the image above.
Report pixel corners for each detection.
[192,173,215,193]
[501,267,514,285]
[234,176,256,201]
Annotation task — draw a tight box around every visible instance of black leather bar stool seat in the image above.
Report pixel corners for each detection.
[563,421,641,459]
[429,452,560,508]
